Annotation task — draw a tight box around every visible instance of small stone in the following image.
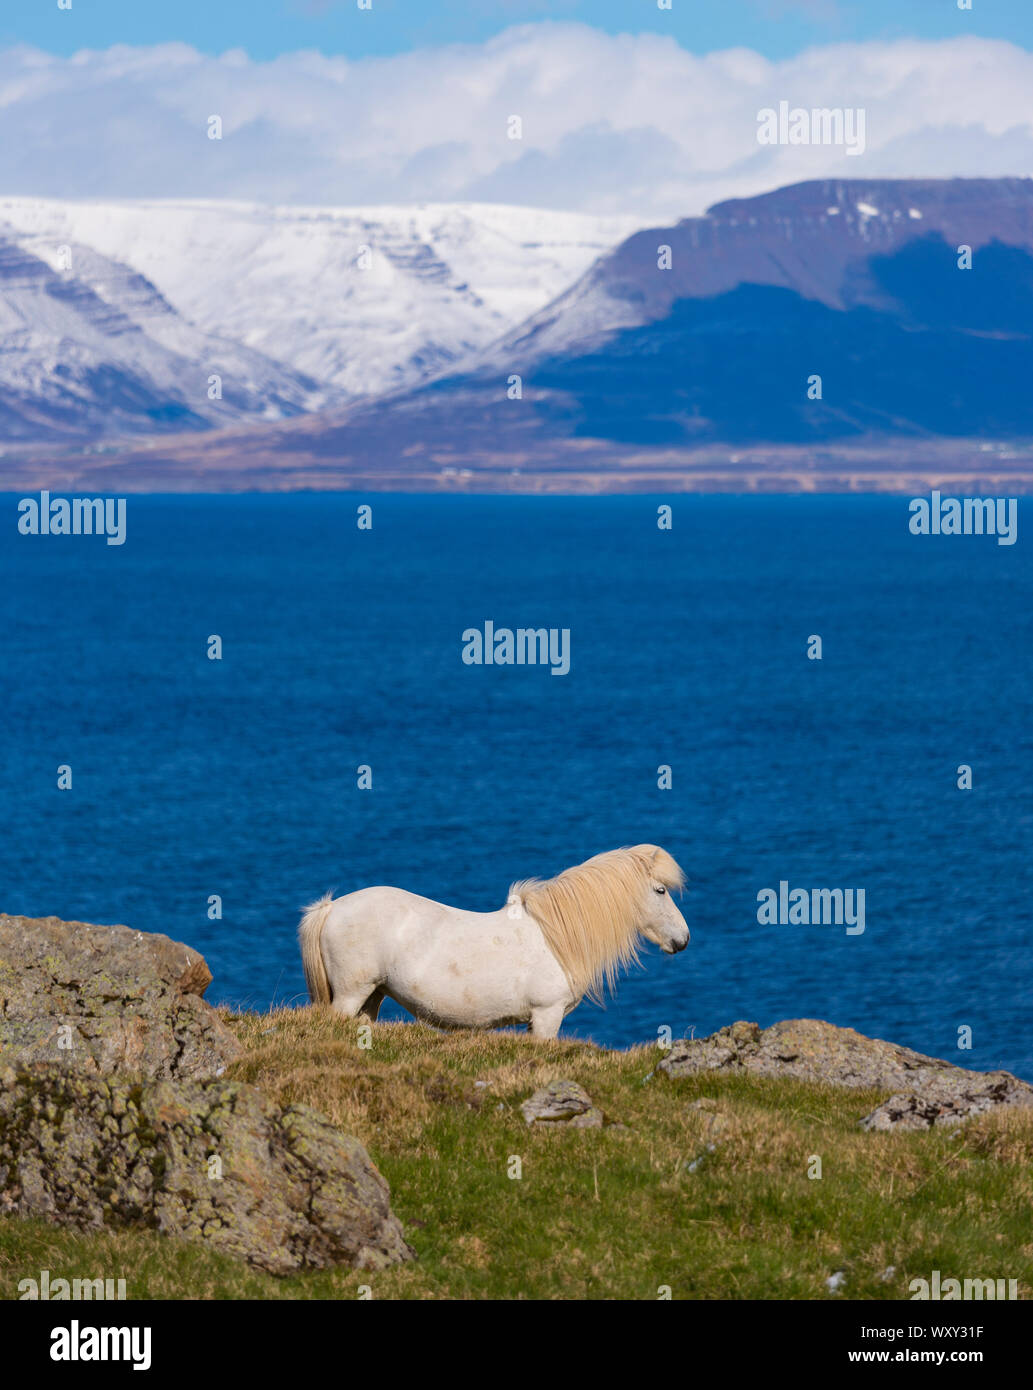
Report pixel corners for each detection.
[520,1080,603,1128]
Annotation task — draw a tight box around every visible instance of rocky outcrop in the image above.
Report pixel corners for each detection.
[521,1080,604,1128]
[658,1019,1033,1130]
[859,1075,1033,1131]
[0,913,241,1080]
[0,1063,414,1274]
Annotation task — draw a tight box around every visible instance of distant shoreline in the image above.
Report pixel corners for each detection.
[5,478,1033,495]
[4,436,1033,496]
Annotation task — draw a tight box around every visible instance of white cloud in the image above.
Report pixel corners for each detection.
[0,26,1031,217]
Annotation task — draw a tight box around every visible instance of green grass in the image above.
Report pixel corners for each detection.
[2,1007,1031,1299]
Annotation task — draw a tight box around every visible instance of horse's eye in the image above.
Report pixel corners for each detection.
[654,885,666,894]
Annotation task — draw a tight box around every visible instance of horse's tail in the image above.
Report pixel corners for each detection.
[299,892,335,1004]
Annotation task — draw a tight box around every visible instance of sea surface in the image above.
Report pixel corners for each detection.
[3,493,1031,1077]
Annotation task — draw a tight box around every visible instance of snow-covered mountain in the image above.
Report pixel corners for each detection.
[8,177,1033,486]
[487,177,1033,367]
[273,177,1033,468]
[0,233,323,442]
[0,199,641,433]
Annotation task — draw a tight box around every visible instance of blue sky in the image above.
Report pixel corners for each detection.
[4,0,1033,62]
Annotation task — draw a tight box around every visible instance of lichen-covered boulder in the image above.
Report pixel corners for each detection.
[658,1019,956,1089]
[0,913,240,1079]
[658,1019,1033,1130]
[859,1075,1033,1131]
[0,1063,415,1274]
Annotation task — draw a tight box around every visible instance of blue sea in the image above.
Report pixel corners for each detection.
[3,493,1031,1077]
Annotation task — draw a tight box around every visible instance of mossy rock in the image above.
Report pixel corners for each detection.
[0,1062,414,1274]
[0,913,240,1079]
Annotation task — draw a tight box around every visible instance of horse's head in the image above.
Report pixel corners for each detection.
[635,848,690,955]
[512,843,690,1005]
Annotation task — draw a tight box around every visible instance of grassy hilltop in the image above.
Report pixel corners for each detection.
[1,1007,1031,1300]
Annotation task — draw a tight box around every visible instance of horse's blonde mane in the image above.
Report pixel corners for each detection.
[509,844,686,1005]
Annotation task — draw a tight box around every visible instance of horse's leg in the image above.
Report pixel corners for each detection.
[359,987,385,1022]
[330,982,381,1019]
[528,1003,565,1039]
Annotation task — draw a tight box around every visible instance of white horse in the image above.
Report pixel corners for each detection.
[298,844,689,1038]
